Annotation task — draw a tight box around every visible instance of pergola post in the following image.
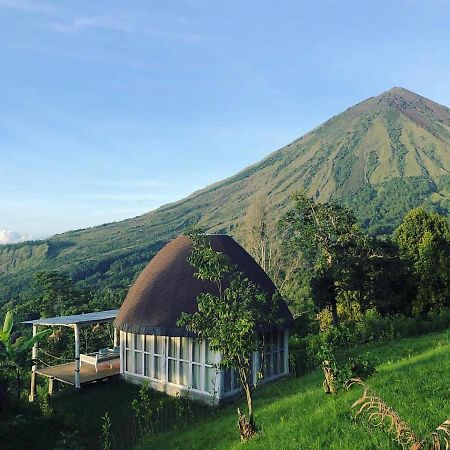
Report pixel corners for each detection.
[74,324,81,389]
[29,324,38,402]
[113,327,118,348]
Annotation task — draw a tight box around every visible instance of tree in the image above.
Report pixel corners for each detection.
[177,230,278,440]
[242,195,273,274]
[25,271,84,318]
[242,195,306,316]
[0,311,50,400]
[394,208,450,315]
[281,192,368,326]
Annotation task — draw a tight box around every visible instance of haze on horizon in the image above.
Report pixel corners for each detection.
[1,0,450,243]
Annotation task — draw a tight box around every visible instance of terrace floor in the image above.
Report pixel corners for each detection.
[36,359,120,386]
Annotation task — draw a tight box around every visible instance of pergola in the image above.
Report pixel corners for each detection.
[23,309,119,401]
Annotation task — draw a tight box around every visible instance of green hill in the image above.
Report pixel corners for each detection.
[1,87,450,304]
[2,330,449,449]
[142,330,450,450]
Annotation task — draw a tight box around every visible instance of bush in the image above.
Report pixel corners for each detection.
[298,307,450,372]
[348,353,377,380]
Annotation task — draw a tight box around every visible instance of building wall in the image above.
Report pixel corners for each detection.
[120,329,289,404]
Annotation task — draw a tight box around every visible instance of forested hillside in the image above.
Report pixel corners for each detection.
[1,87,449,305]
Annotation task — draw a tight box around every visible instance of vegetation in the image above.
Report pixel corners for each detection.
[0,311,50,400]
[139,330,450,450]
[393,208,450,315]
[178,229,278,440]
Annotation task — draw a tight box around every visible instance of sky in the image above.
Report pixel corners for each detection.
[1,0,450,242]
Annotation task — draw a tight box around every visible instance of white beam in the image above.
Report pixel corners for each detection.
[74,324,81,389]
[29,324,38,402]
[113,328,118,348]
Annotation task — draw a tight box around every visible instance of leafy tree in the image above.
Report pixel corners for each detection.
[394,208,450,315]
[0,311,50,399]
[281,192,408,326]
[178,230,278,440]
[281,192,367,326]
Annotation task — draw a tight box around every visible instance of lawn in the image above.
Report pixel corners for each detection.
[139,330,450,450]
[1,330,449,450]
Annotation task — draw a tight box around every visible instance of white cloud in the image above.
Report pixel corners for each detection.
[0,229,31,244]
[49,16,132,34]
[0,0,55,14]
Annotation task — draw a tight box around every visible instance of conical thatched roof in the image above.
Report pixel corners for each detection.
[114,234,293,336]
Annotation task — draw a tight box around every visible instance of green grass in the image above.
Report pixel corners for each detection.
[1,331,449,450]
[139,330,450,450]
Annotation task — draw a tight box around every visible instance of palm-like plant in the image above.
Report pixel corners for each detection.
[0,311,51,400]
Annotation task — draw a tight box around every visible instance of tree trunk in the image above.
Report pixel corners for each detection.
[237,384,257,441]
[322,361,337,394]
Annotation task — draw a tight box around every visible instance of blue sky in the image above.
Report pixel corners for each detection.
[1,0,450,242]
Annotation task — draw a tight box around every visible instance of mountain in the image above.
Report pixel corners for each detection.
[1,87,449,304]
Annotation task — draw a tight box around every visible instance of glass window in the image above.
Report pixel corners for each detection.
[168,337,178,358]
[193,340,201,363]
[155,336,164,355]
[180,337,189,360]
[192,364,201,390]
[125,333,131,349]
[126,350,133,372]
[144,354,151,377]
[205,343,214,365]
[145,335,153,353]
[180,361,188,386]
[233,368,241,388]
[265,352,273,378]
[135,352,143,374]
[223,369,232,393]
[134,334,143,351]
[168,359,178,384]
[273,351,279,375]
[154,356,162,380]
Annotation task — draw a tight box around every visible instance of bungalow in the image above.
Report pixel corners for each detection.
[114,234,293,404]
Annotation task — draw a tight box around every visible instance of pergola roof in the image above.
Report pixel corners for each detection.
[22,309,119,328]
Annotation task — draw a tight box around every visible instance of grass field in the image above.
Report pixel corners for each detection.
[139,330,450,450]
[2,330,449,450]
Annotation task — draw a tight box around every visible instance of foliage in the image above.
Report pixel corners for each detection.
[0,311,50,399]
[131,382,154,436]
[178,229,278,438]
[54,430,85,450]
[100,412,112,450]
[305,307,450,364]
[281,192,402,326]
[394,208,450,316]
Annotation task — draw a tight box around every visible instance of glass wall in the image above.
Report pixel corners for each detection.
[122,330,286,398]
[122,332,217,395]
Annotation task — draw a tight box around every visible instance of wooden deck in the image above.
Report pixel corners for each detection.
[36,359,120,386]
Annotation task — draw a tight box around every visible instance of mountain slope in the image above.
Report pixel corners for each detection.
[1,87,449,303]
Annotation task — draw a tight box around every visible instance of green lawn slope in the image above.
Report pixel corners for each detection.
[140,330,450,450]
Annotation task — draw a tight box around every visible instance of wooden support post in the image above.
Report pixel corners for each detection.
[113,327,118,348]
[74,324,81,389]
[29,324,38,402]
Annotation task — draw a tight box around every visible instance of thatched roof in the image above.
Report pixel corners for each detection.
[114,234,293,336]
